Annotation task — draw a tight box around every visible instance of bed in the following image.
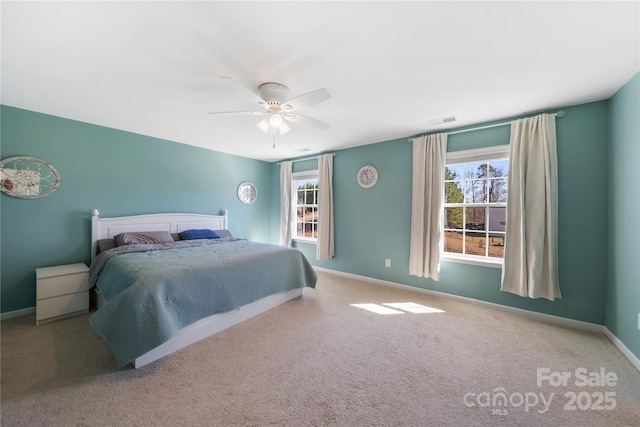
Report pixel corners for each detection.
[89,209,317,369]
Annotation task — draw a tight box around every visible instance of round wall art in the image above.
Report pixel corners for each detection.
[0,156,60,199]
[237,181,257,204]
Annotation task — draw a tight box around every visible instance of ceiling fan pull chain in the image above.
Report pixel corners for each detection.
[273,135,276,149]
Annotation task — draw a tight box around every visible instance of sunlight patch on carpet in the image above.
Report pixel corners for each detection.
[350,302,445,315]
[383,302,445,314]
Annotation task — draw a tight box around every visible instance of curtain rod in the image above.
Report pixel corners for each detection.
[411,110,565,140]
[278,152,335,165]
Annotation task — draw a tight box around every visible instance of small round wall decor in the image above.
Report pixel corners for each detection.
[237,181,257,204]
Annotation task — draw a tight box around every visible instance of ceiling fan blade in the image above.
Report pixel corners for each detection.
[220,77,265,106]
[283,113,330,130]
[207,110,265,116]
[282,88,331,111]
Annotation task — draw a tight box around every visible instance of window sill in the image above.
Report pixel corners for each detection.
[441,255,503,269]
[292,238,317,245]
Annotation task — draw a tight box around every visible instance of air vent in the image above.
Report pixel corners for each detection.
[427,115,457,126]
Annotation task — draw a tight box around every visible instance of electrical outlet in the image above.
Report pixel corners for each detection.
[385,259,391,268]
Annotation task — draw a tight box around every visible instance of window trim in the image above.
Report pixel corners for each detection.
[441,145,510,268]
[291,170,319,243]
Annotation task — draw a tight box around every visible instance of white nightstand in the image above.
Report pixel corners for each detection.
[36,263,90,325]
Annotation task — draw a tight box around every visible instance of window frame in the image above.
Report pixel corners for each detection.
[441,145,510,269]
[291,170,319,243]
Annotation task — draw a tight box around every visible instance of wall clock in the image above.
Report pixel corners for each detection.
[237,181,257,204]
[357,165,378,188]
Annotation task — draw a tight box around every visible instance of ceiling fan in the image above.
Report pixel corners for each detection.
[209,77,331,136]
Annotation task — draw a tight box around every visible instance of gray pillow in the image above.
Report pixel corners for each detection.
[96,238,117,254]
[114,231,174,246]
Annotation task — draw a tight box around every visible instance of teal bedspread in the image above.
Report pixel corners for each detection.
[89,239,317,367]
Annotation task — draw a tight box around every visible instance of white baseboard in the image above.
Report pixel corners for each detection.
[0,306,35,321]
[604,327,640,371]
[315,267,639,371]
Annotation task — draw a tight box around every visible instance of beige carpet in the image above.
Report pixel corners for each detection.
[2,271,639,426]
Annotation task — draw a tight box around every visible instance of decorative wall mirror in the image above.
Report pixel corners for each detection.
[237,181,257,204]
[0,156,60,199]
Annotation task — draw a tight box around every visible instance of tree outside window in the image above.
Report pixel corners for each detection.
[294,177,319,240]
[444,158,509,259]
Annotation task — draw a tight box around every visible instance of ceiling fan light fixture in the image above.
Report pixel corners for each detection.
[279,122,290,135]
[257,118,270,133]
[213,77,331,138]
[269,114,284,128]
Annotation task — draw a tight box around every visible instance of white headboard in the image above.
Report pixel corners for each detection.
[91,209,229,262]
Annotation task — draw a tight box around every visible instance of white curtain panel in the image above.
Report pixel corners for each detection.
[501,113,561,300]
[409,133,447,280]
[317,154,334,260]
[279,161,292,247]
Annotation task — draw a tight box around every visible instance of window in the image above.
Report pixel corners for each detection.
[443,146,509,265]
[292,171,319,241]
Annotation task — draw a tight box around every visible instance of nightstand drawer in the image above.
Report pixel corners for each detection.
[37,291,88,323]
[37,272,89,299]
[36,263,90,325]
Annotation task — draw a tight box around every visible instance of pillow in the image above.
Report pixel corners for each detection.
[96,238,117,254]
[114,231,174,246]
[179,229,219,240]
[211,229,232,238]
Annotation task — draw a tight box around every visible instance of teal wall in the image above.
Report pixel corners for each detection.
[277,101,611,326]
[606,72,640,358]
[2,88,637,360]
[1,106,272,313]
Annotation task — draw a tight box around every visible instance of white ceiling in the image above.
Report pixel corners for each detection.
[2,1,639,162]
